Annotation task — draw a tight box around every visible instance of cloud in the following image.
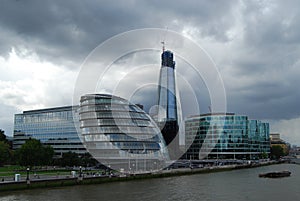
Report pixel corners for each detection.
[0,0,240,67]
[0,49,77,135]
[0,0,300,145]
[271,117,300,146]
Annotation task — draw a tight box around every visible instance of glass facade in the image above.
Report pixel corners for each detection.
[13,106,86,157]
[79,94,169,173]
[156,50,179,159]
[185,113,270,160]
[157,50,178,122]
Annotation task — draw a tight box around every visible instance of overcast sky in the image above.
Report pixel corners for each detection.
[0,0,300,145]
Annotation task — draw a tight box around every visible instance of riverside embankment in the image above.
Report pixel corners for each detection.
[0,160,281,192]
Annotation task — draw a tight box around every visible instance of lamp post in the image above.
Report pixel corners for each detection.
[78,166,83,181]
[132,163,135,174]
[108,165,111,177]
[26,167,30,184]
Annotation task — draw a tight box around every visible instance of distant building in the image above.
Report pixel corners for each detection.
[270,133,281,142]
[185,113,270,160]
[13,106,86,157]
[289,146,300,158]
[270,133,289,155]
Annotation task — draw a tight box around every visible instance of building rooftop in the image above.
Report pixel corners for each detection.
[21,105,77,115]
[189,113,236,118]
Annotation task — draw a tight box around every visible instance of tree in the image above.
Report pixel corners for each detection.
[60,152,80,167]
[0,141,10,166]
[0,129,13,165]
[0,129,13,149]
[261,152,268,159]
[0,129,7,142]
[42,145,55,165]
[270,145,285,160]
[16,138,54,167]
[80,153,97,167]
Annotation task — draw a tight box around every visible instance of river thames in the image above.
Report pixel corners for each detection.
[0,163,299,201]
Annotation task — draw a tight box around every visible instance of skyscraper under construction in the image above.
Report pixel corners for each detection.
[157,49,179,159]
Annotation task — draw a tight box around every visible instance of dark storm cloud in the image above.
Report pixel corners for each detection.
[243,0,300,45]
[0,0,146,67]
[0,0,238,68]
[218,0,300,121]
[143,0,238,41]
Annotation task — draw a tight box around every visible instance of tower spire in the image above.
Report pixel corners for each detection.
[161,41,165,52]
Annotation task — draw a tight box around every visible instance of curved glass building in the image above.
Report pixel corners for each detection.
[185,113,270,160]
[79,94,169,173]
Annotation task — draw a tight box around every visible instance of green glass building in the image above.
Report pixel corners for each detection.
[185,113,270,160]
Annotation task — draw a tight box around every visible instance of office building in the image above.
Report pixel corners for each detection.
[13,106,86,157]
[185,113,270,160]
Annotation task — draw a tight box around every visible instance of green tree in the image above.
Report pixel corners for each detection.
[0,129,13,149]
[80,153,97,167]
[42,145,55,165]
[0,129,7,142]
[60,152,80,167]
[270,145,285,160]
[16,138,54,167]
[0,141,10,166]
[261,152,268,159]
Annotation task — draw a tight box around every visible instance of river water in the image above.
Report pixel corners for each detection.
[0,163,299,201]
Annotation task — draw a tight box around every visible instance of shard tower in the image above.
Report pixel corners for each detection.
[157,50,179,159]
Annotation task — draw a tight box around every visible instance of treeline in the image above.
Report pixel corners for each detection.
[270,145,288,160]
[0,129,97,167]
[0,129,13,166]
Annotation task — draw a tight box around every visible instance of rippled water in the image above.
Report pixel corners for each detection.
[0,164,299,201]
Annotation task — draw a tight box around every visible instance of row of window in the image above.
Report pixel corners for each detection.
[85,141,160,150]
[81,126,158,135]
[14,127,76,133]
[79,111,149,120]
[80,118,152,127]
[83,133,160,143]
[81,98,127,105]
[80,104,142,113]
[15,111,73,123]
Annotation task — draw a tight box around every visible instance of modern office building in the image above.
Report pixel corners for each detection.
[185,113,270,160]
[79,94,169,173]
[156,49,179,159]
[13,106,86,157]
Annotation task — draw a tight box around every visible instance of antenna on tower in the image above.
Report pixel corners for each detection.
[161,41,165,52]
[161,27,168,52]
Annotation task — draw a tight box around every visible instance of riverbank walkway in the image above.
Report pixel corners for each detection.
[0,160,284,192]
